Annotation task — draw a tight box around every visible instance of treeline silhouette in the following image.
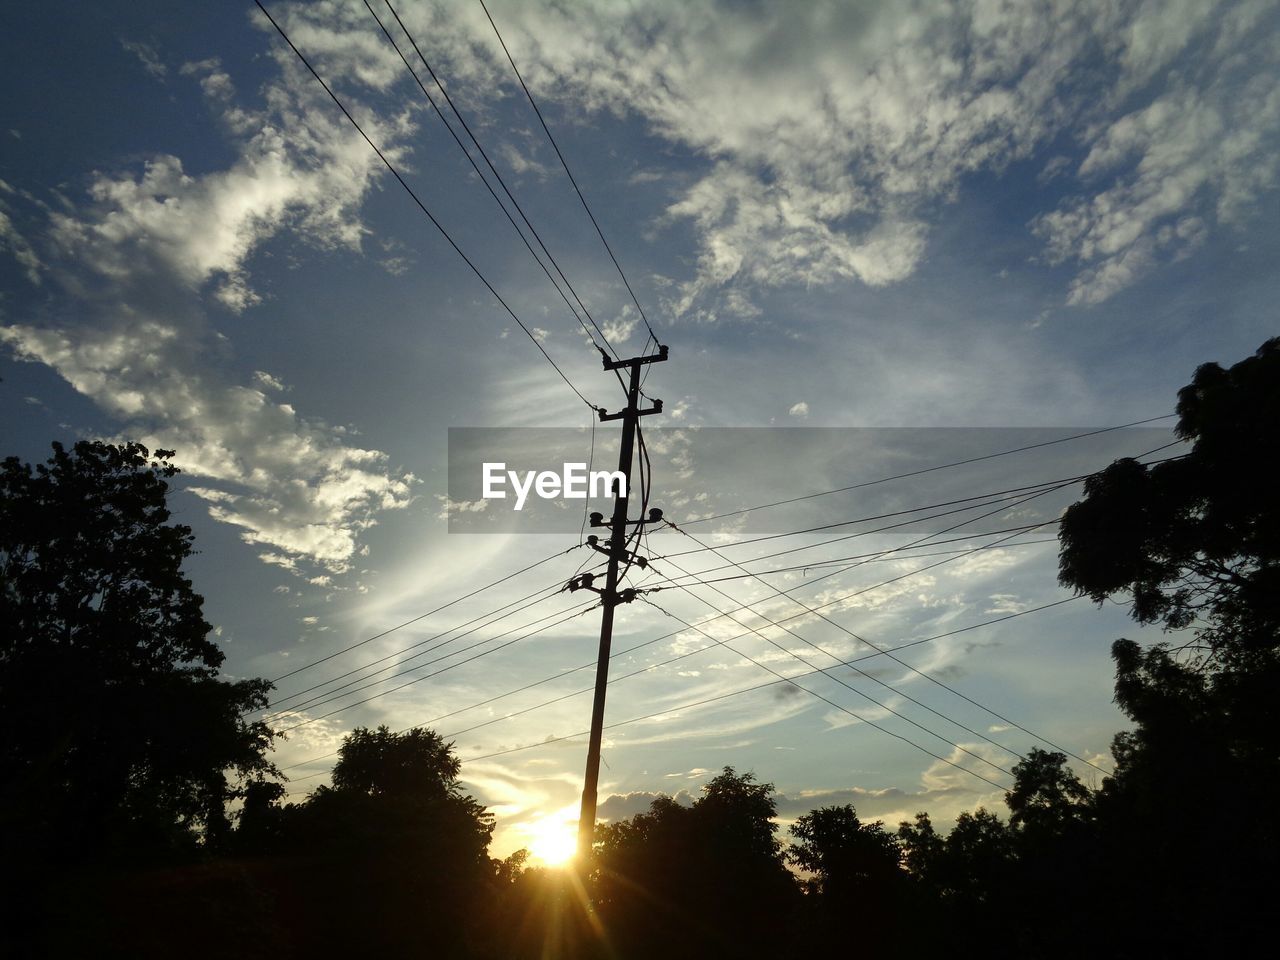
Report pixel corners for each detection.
[3,339,1277,958]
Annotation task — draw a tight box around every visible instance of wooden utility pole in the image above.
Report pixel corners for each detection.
[573,345,668,861]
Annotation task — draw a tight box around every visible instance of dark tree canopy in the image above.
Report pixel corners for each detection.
[0,440,274,863]
[789,803,900,895]
[330,724,463,801]
[1054,339,1280,955]
[592,767,797,960]
[241,726,496,958]
[1004,748,1091,839]
[1058,337,1280,654]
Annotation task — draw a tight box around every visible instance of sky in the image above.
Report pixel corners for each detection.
[2,0,1278,863]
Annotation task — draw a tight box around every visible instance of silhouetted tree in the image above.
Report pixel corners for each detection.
[1005,748,1091,840]
[1058,337,1280,656]
[897,811,940,875]
[0,441,274,863]
[1056,339,1280,954]
[931,808,1014,906]
[592,767,798,960]
[0,440,277,959]
[789,804,907,954]
[789,804,901,897]
[247,726,495,959]
[1087,639,1276,954]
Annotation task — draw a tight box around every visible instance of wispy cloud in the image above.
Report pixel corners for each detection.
[398,0,1279,313]
[1,21,419,578]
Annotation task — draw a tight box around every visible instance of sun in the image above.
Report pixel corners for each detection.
[527,815,578,867]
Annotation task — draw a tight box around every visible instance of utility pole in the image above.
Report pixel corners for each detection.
[569,344,668,861]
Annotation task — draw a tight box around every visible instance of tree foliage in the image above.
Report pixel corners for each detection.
[592,767,797,960]
[1058,337,1280,654]
[1004,748,1091,839]
[0,440,274,863]
[789,804,900,895]
[1055,338,1280,954]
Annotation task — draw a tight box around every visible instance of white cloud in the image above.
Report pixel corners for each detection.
[0,19,418,577]
[0,188,43,284]
[788,401,809,419]
[121,39,167,79]
[498,141,551,179]
[388,0,1278,312]
[1034,6,1280,304]
[252,370,287,392]
[600,305,639,344]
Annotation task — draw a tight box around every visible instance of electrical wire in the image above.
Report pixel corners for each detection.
[629,591,1012,789]
[262,564,603,717]
[477,0,660,348]
[650,443,1187,776]
[272,592,602,724]
[454,599,1085,768]
[649,449,1188,566]
[265,542,585,685]
[275,599,600,734]
[283,591,1083,778]
[653,536,1047,771]
[254,0,599,411]
[280,516,1080,777]
[679,416,1180,526]
[649,527,1059,590]
[367,0,621,362]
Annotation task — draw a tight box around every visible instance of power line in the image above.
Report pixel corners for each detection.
[655,483,1073,563]
[650,449,1188,566]
[307,484,1060,745]
[254,0,598,411]
[477,0,660,348]
[680,416,1179,526]
[275,599,600,734]
[283,590,1082,778]
[279,497,1076,777]
[639,484,1080,773]
[266,543,584,685]
[275,444,1156,776]
[630,590,1012,789]
[651,528,1059,590]
[273,593,601,725]
[650,443,1184,776]
[649,555,1028,765]
[660,515,1105,774]
[366,0,620,361]
[453,598,1086,768]
[263,566,603,717]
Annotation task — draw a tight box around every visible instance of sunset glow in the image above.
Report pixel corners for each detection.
[526,816,578,867]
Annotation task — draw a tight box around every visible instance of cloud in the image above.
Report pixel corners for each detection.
[0,18,418,578]
[252,370,287,392]
[0,182,43,284]
[600,305,639,344]
[597,789,695,822]
[121,39,167,79]
[788,401,809,419]
[775,783,968,820]
[1036,71,1279,303]
[498,141,551,179]
[391,0,1278,313]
